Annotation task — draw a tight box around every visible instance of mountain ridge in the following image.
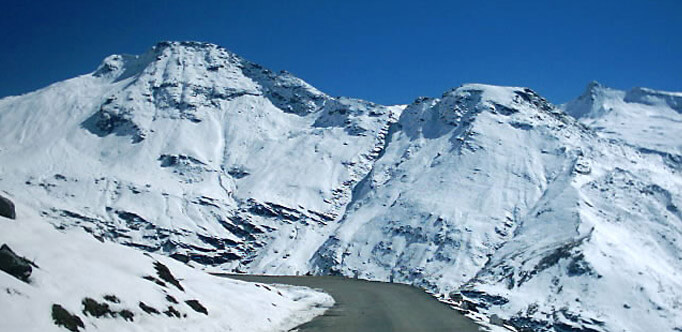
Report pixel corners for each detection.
[1,41,680,332]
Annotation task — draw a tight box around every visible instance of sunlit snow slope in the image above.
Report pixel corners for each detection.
[1,42,680,332]
[562,81,682,157]
[0,202,332,332]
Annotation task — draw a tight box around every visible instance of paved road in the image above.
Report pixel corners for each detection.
[225,274,481,332]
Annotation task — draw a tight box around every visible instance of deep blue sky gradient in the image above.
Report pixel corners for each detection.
[1,0,680,104]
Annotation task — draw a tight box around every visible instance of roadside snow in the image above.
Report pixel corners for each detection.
[0,202,333,332]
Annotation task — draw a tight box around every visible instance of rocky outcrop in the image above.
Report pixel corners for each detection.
[0,195,15,219]
[0,244,33,282]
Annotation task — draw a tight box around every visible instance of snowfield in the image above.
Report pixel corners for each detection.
[561,81,682,156]
[0,201,333,332]
[0,41,680,331]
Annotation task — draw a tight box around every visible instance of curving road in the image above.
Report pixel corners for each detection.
[225,275,481,332]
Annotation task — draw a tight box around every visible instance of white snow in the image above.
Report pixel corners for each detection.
[0,201,333,332]
[561,81,682,155]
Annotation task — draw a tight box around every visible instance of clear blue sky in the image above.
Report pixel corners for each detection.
[1,0,680,104]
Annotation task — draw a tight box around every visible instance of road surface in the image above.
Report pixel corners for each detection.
[224,274,481,332]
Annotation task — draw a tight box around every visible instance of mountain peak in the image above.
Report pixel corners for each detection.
[562,81,623,119]
[153,40,222,50]
[87,41,335,143]
[440,83,554,117]
[93,40,242,81]
[585,80,602,90]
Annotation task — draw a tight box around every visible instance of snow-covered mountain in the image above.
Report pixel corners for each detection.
[562,81,682,158]
[1,42,680,332]
[0,41,399,268]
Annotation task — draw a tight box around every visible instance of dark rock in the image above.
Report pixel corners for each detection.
[460,290,509,306]
[158,154,205,167]
[82,297,114,318]
[139,302,160,315]
[554,322,602,332]
[227,166,250,179]
[52,304,85,332]
[518,238,586,286]
[460,300,478,312]
[142,275,167,287]
[0,244,33,282]
[170,253,190,264]
[164,305,182,318]
[81,107,146,143]
[509,121,534,130]
[196,233,238,250]
[166,294,179,304]
[492,103,519,116]
[115,210,151,230]
[567,254,595,276]
[508,315,550,332]
[154,261,184,291]
[0,195,16,219]
[119,309,134,322]
[448,292,463,302]
[185,299,208,315]
[103,295,120,303]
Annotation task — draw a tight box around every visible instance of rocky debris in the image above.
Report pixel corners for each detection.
[158,154,206,168]
[0,244,33,283]
[246,199,333,225]
[508,309,606,332]
[0,194,15,219]
[52,304,85,332]
[114,210,151,230]
[459,290,509,308]
[81,103,146,143]
[226,166,250,179]
[240,62,327,116]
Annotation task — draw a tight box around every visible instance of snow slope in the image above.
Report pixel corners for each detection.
[0,41,680,332]
[0,201,332,332]
[308,84,682,331]
[0,41,399,269]
[562,81,682,157]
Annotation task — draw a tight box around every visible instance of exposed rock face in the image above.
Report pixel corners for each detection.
[52,304,85,332]
[0,195,15,219]
[0,244,33,282]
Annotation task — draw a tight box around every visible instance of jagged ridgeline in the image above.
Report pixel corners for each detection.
[0,41,680,332]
